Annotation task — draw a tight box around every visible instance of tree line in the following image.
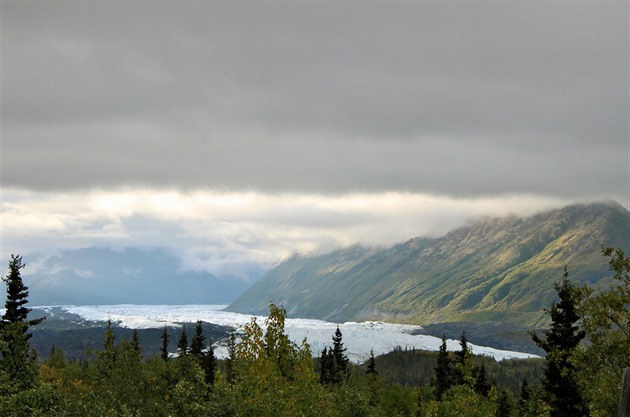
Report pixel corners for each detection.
[1,247,629,416]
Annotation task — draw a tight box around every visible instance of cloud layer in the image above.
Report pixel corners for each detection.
[1,2,628,274]
[3,2,627,199]
[2,187,574,276]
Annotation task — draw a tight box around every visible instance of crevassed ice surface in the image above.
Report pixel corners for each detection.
[48,304,538,363]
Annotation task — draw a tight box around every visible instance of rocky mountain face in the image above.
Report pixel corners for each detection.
[227,202,630,327]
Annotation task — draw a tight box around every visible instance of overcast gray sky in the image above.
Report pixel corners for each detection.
[1,1,628,276]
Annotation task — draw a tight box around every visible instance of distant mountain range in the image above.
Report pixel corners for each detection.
[22,247,262,305]
[227,201,630,327]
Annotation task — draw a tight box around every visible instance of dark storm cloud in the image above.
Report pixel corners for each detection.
[2,1,627,200]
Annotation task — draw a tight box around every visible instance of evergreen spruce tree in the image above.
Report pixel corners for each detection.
[93,320,119,380]
[319,328,349,384]
[366,349,377,375]
[190,320,205,358]
[103,320,115,351]
[160,326,169,360]
[186,321,215,384]
[177,326,188,356]
[517,377,531,416]
[433,335,452,400]
[1,255,44,332]
[453,330,474,387]
[131,329,141,354]
[225,331,236,384]
[319,347,332,384]
[474,363,491,396]
[531,267,589,417]
[433,335,453,401]
[331,326,349,383]
[202,342,216,385]
[0,255,44,391]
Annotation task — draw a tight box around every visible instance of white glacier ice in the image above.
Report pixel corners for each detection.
[56,304,538,363]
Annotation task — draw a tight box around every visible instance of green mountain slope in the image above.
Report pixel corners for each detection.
[228,202,630,327]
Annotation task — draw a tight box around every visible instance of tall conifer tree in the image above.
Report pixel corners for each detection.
[225,331,236,384]
[366,349,377,375]
[531,267,588,417]
[319,327,350,385]
[0,255,43,390]
[202,342,216,385]
[190,320,205,358]
[331,326,349,383]
[433,335,452,400]
[517,377,531,415]
[1,255,44,333]
[177,326,188,356]
[474,363,491,397]
[160,326,169,360]
[131,329,141,354]
[453,331,473,387]
[319,347,332,384]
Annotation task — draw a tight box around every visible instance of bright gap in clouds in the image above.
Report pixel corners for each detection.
[2,188,575,277]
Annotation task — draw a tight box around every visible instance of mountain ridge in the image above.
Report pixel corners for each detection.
[227,201,630,327]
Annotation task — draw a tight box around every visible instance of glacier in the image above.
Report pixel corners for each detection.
[45,304,538,363]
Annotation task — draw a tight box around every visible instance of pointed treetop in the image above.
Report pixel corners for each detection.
[160,326,170,360]
[2,255,44,330]
[177,326,188,355]
[190,320,205,357]
[131,329,141,353]
[366,349,377,375]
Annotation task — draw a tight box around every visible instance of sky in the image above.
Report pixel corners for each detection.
[1,1,628,278]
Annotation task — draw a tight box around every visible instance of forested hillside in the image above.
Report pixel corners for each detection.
[2,247,630,416]
[229,202,630,327]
